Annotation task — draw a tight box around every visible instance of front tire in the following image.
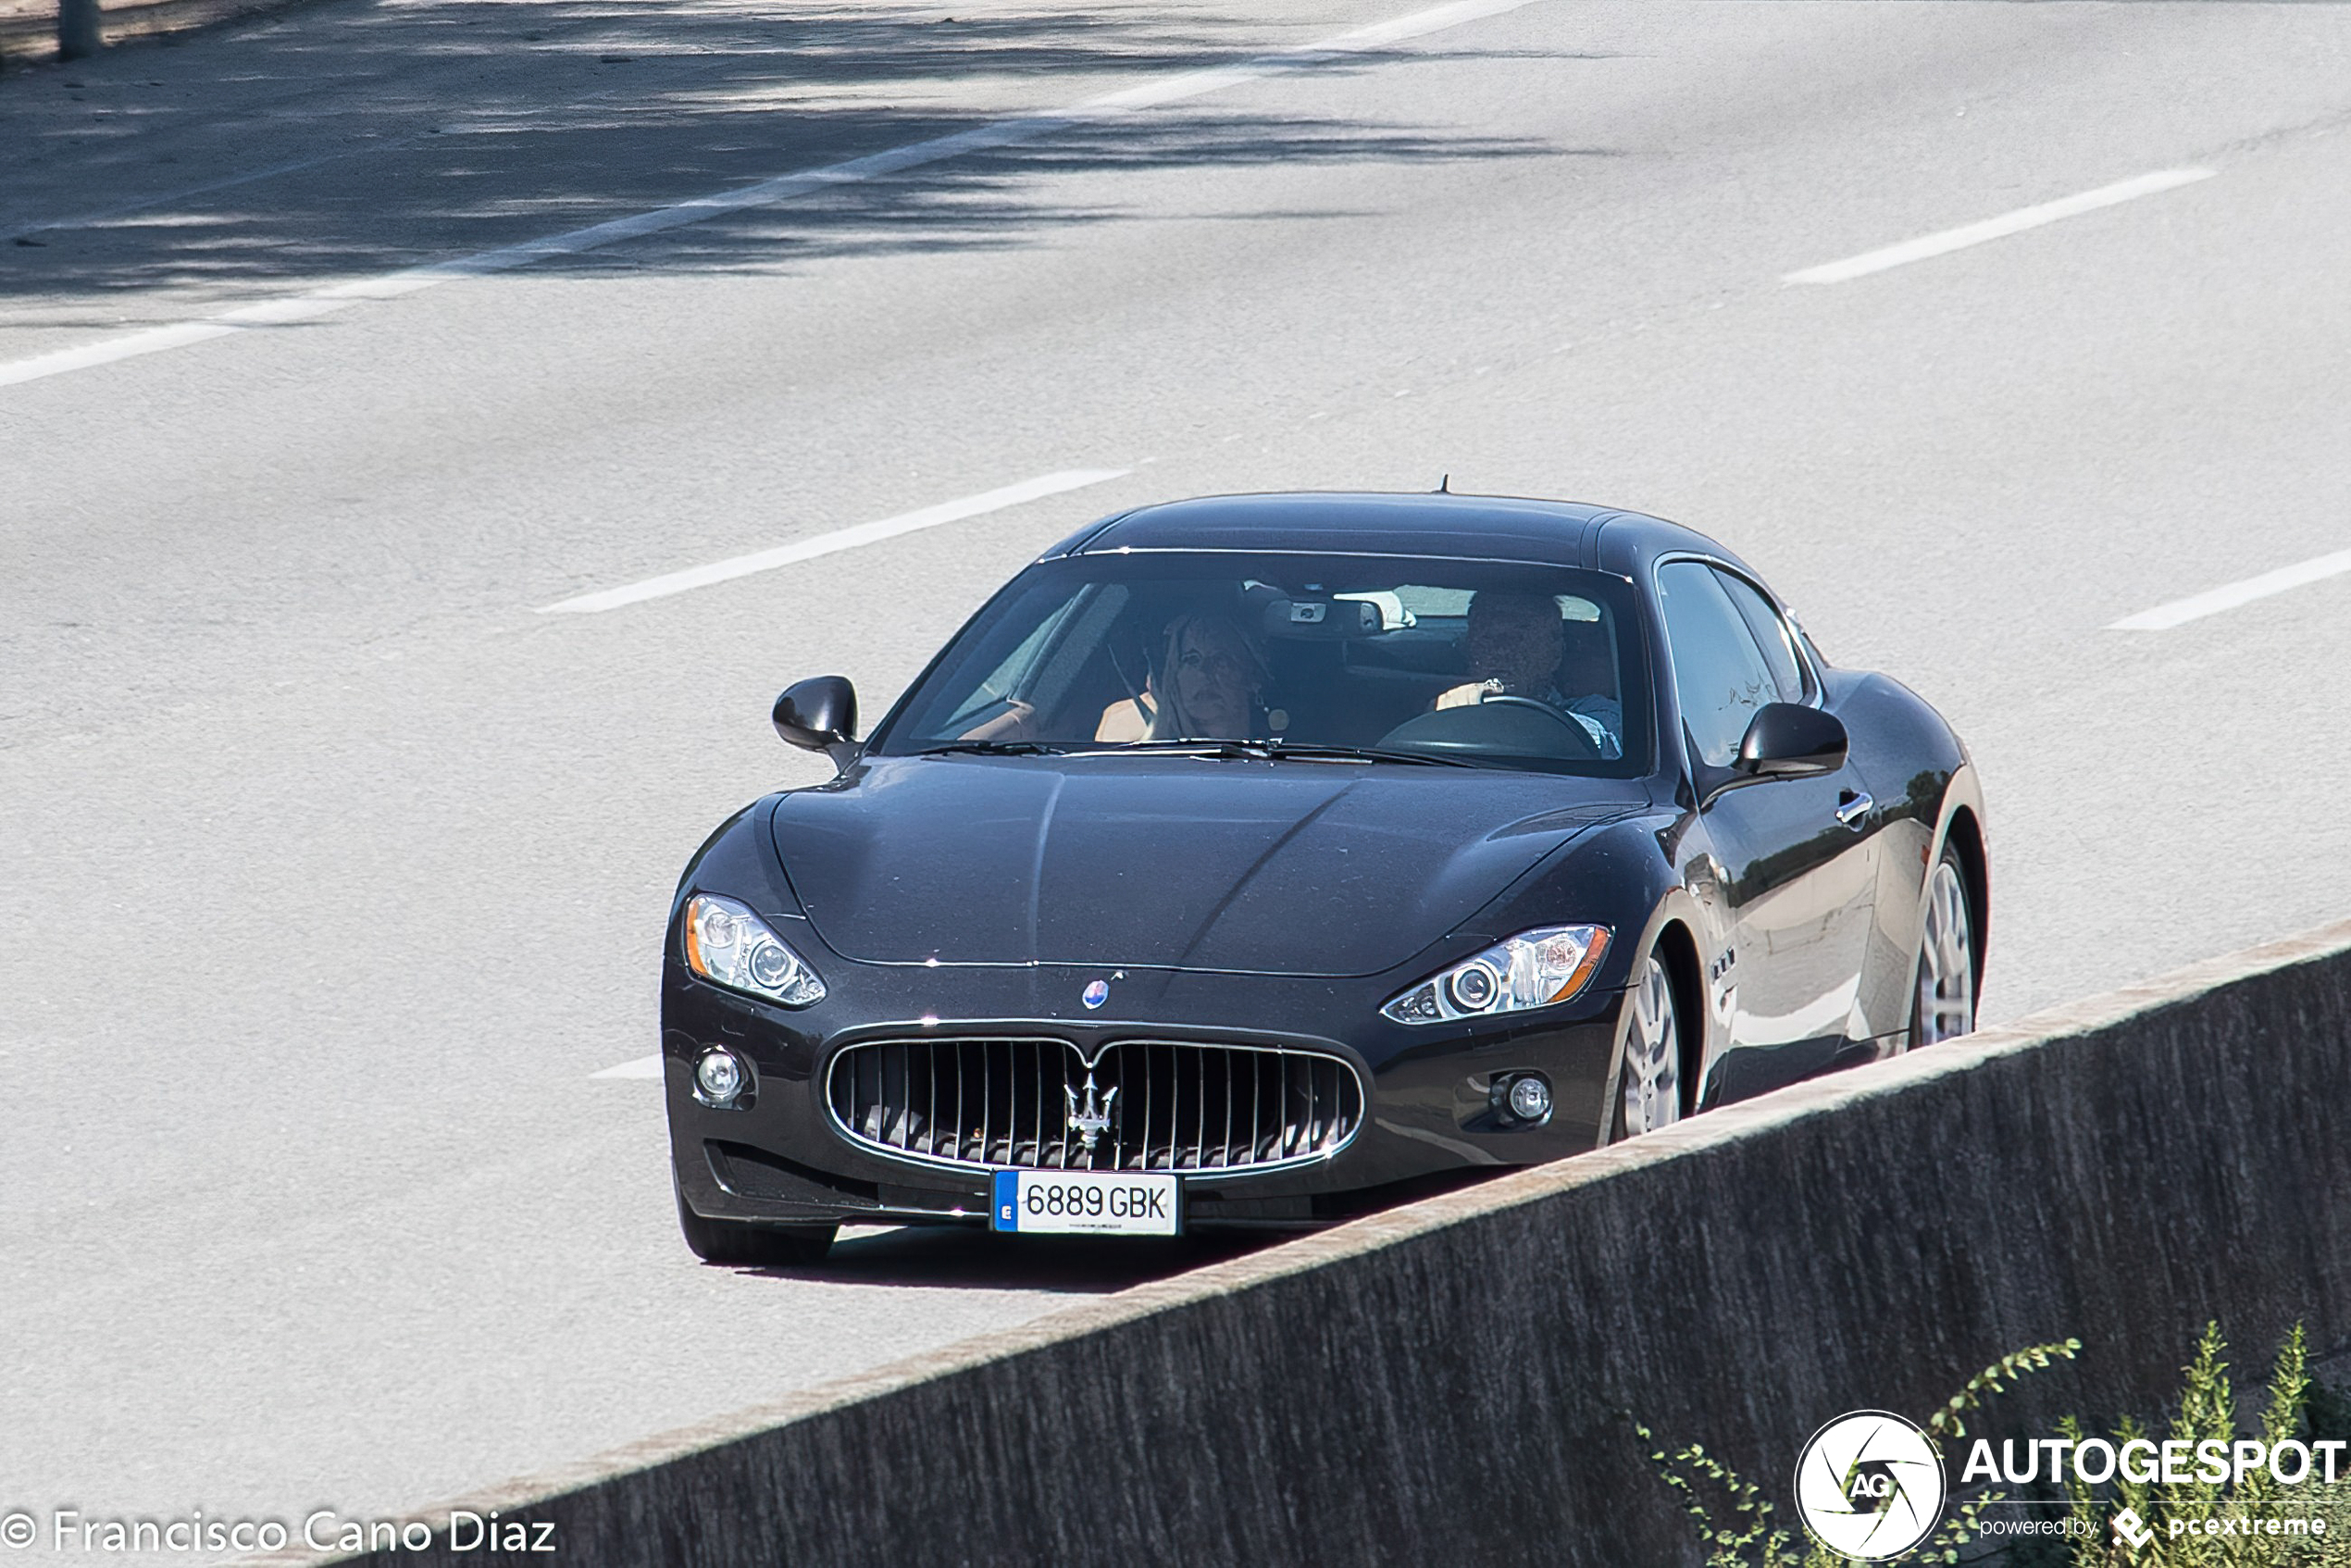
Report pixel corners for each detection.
[1907,846,1977,1049]
[1611,953,1685,1140]
[674,1169,836,1267]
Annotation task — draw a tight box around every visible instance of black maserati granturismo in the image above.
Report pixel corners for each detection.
[661,492,1986,1264]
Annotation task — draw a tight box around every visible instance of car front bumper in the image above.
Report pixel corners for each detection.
[662,956,1630,1234]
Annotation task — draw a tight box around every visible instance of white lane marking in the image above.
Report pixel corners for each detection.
[2108,547,2351,631]
[540,468,1127,614]
[0,0,1538,391]
[591,1054,663,1079]
[1783,168,2215,285]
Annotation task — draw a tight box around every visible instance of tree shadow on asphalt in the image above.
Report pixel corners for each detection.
[721,1222,1282,1292]
[0,0,1623,311]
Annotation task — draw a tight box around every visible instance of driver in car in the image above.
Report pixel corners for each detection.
[1434,591,1621,758]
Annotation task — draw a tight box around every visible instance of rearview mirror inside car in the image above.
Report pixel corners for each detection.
[1261,597,1382,640]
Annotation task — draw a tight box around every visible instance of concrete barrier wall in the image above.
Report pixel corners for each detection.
[307,919,2351,1567]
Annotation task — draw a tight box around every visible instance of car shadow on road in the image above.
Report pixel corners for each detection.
[729,1221,1283,1292]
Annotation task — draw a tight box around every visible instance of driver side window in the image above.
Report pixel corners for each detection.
[1715,570,1809,703]
[1656,561,1785,768]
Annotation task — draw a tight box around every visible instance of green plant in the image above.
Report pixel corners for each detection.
[1636,1331,2351,1566]
[2055,1325,2351,1568]
[1636,1338,2082,1567]
[2306,1377,2351,1448]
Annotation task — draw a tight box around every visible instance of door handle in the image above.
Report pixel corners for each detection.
[1835,790,1873,828]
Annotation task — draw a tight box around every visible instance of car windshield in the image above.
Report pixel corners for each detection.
[870,553,1651,775]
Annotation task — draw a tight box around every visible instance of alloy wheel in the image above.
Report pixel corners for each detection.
[1911,855,1976,1047]
[1619,954,1683,1137]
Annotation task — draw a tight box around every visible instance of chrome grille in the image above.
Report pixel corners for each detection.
[825,1039,1363,1175]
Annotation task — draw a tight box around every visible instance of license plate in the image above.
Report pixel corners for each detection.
[990,1170,1180,1236]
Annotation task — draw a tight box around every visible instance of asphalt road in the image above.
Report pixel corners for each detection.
[5,0,2350,1555]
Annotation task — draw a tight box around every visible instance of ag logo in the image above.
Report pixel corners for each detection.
[1793,1410,1947,1561]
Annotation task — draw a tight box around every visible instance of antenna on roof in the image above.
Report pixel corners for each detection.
[1436,473,1450,493]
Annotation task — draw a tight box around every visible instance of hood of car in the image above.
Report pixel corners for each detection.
[769,755,1636,977]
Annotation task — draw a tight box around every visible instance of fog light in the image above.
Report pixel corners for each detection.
[695,1049,745,1106]
[1507,1074,1551,1123]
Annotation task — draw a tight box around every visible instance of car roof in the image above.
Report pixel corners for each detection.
[1048,491,1735,574]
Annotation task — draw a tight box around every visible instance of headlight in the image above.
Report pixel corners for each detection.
[682,893,826,1007]
[1381,926,1611,1026]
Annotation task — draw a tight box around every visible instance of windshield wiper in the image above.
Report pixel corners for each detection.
[910,740,1070,758]
[1112,739,1474,767]
[1259,740,1475,767]
[912,739,1474,766]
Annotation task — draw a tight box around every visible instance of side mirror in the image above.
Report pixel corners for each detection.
[1733,703,1847,779]
[773,677,859,766]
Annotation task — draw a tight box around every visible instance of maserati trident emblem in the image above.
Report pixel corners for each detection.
[1080,978,1110,1009]
[1063,1073,1117,1151]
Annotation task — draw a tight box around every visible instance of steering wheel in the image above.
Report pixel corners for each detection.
[1474,695,1603,760]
